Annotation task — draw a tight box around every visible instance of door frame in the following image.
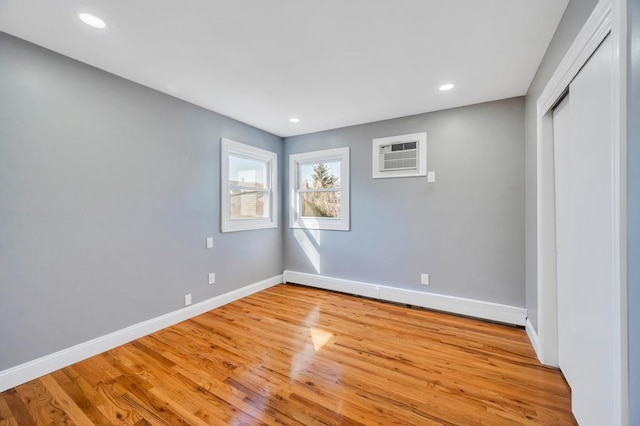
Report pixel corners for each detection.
[532,0,628,424]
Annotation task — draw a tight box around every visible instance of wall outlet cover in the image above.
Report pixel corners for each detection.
[208,273,216,285]
[184,293,192,306]
[421,273,430,285]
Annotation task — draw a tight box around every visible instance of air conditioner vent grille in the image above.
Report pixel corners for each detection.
[372,132,427,179]
[383,158,417,170]
[380,142,418,171]
[382,150,418,171]
[384,150,415,160]
[391,141,417,151]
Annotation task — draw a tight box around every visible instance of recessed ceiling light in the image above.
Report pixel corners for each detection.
[289,117,300,123]
[439,83,455,91]
[78,12,106,29]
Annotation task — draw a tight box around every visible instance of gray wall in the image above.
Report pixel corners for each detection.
[0,33,283,370]
[284,98,525,307]
[524,0,599,330]
[628,0,639,422]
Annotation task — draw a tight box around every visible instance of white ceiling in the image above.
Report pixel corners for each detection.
[0,0,569,137]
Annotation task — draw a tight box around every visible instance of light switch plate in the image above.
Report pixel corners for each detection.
[206,237,213,248]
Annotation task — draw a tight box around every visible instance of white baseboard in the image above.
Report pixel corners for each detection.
[525,318,542,362]
[283,270,527,326]
[0,275,282,393]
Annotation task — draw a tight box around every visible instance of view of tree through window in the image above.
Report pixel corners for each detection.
[289,147,349,230]
[300,161,341,218]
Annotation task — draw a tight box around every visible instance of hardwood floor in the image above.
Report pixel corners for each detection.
[0,284,576,425]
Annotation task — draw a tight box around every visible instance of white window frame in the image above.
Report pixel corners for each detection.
[289,147,350,231]
[221,138,277,232]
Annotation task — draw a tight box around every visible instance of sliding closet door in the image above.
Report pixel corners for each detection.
[552,94,573,384]
[553,34,615,425]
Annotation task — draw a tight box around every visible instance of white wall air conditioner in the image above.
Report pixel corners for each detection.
[379,141,418,172]
[372,132,427,179]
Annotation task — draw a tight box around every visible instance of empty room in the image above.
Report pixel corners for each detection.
[0,0,637,425]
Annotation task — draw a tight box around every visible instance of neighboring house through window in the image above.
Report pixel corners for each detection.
[221,138,277,232]
[289,147,350,231]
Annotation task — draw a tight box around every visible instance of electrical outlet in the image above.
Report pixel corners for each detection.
[421,273,430,285]
[427,171,436,183]
[206,237,213,249]
[208,273,215,285]
[185,293,192,306]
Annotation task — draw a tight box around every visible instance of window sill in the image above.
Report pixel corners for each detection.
[290,217,349,231]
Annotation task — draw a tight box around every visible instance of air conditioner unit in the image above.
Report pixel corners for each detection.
[372,132,427,179]
[379,141,418,172]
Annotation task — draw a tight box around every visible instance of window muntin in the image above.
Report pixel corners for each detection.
[222,139,277,232]
[290,148,350,230]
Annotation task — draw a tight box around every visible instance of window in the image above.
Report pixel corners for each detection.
[221,138,277,232]
[289,147,350,231]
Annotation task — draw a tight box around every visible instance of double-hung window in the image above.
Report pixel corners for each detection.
[289,147,350,231]
[221,138,277,232]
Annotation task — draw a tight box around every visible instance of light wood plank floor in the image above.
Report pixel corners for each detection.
[0,284,576,425]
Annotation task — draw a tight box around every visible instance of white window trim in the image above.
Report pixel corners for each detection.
[221,138,277,232]
[289,147,350,231]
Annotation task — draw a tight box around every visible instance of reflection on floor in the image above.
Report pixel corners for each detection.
[0,283,576,425]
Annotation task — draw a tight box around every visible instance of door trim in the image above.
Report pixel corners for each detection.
[533,0,627,424]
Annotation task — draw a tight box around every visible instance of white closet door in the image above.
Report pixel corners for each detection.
[552,95,573,384]
[553,34,615,425]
